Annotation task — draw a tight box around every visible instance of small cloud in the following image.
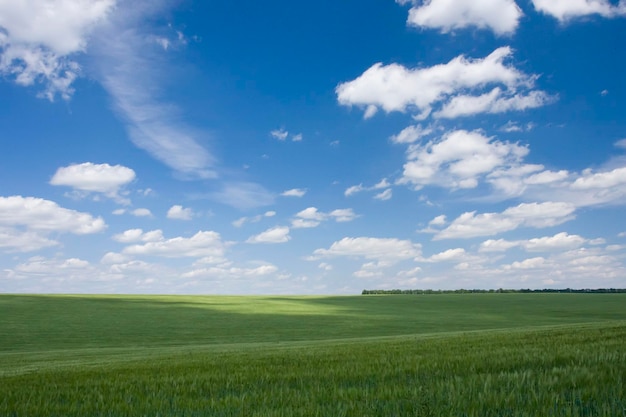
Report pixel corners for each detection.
[619,232,626,238]
[50,162,136,204]
[246,226,291,244]
[281,188,307,197]
[233,211,277,227]
[615,139,626,150]
[345,184,365,196]
[167,205,193,220]
[131,208,153,217]
[112,209,126,215]
[374,189,392,201]
[292,133,303,142]
[270,128,289,141]
[330,140,340,147]
[601,89,609,96]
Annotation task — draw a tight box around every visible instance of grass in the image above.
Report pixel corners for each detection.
[1,294,625,416]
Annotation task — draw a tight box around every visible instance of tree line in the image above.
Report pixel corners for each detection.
[362,288,626,295]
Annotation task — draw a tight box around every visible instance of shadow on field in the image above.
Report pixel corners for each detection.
[1,293,625,353]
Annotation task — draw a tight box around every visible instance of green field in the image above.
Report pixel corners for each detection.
[1,293,625,416]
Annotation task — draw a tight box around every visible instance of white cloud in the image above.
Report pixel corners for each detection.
[91,4,216,179]
[345,184,365,196]
[281,188,307,197]
[0,227,59,252]
[131,208,152,217]
[404,0,523,35]
[232,211,276,227]
[428,248,467,262]
[345,179,392,198]
[430,215,447,226]
[336,47,548,120]
[100,252,130,264]
[292,133,303,142]
[571,167,626,190]
[270,128,289,140]
[167,205,193,220]
[531,0,626,21]
[50,162,135,203]
[434,88,554,119]
[400,129,528,190]
[374,189,393,201]
[480,232,586,252]
[329,208,358,222]
[0,195,105,234]
[112,228,163,243]
[390,124,433,144]
[524,170,569,185]
[182,263,278,279]
[124,230,226,258]
[246,226,291,244]
[435,202,576,240]
[313,237,422,263]
[503,256,546,270]
[291,207,357,228]
[615,139,626,150]
[0,0,115,100]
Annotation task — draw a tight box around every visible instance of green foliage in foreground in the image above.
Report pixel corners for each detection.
[1,294,625,416]
[1,323,625,417]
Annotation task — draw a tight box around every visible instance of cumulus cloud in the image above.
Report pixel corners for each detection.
[434,202,576,240]
[131,208,152,217]
[0,195,105,234]
[479,232,587,252]
[400,129,529,190]
[434,88,554,118]
[50,162,135,203]
[390,124,434,144]
[531,0,626,22]
[112,228,163,243]
[291,207,358,228]
[0,0,115,100]
[123,230,226,258]
[246,226,291,244]
[402,0,523,35]
[312,237,422,263]
[336,47,550,120]
[0,196,106,252]
[167,205,194,220]
[281,188,307,197]
[0,227,59,252]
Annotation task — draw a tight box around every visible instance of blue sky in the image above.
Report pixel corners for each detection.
[1,0,626,294]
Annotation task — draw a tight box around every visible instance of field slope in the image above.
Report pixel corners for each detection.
[1,293,625,416]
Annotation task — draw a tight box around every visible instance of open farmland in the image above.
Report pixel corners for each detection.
[1,293,625,416]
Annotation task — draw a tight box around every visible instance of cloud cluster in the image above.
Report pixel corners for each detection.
[336,47,550,120]
[0,195,105,252]
[291,207,358,228]
[429,202,576,240]
[400,129,528,189]
[0,0,115,100]
[480,232,589,253]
